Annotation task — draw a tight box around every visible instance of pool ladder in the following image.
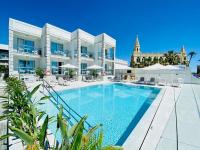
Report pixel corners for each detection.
[42,79,92,131]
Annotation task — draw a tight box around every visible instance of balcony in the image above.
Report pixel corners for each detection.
[0,54,9,61]
[105,55,114,60]
[51,50,71,57]
[16,45,41,55]
[81,52,94,59]
[18,67,35,74]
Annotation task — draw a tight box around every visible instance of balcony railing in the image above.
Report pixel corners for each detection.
[51,50,71,57]
[105,55,114,60]
[17,45,41,55]
[18,67,35,74]
[81,52,94,59]
[0,55,9,60]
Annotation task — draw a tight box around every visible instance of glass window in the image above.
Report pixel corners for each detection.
[51,42,63,54]
[51,61,58,74]
[18,60,35,74]
[81,63,87,74]
[17,38,34,53]
[81,46,88,57]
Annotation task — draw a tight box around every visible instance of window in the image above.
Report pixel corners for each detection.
[17,38,34,53]
[18,60,35,74]
[51,42,64,54]
[81,46,88,57]
[81,63,87,74]
[51,61,58,74]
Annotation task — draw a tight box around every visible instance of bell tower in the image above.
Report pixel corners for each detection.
[134,34,141,54]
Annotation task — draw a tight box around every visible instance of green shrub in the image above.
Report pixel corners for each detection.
[35,67,44,79]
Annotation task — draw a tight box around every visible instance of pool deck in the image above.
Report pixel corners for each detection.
[2,80,200,150]
[123,83,200,150]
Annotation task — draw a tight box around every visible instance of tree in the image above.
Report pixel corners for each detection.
[188,51,197,66]
[164,51,179,65]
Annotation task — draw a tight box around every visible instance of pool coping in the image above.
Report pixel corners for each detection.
[122,83,180,150]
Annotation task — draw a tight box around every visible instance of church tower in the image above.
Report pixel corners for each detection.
[181,45,186,54]
[134,34,141,54]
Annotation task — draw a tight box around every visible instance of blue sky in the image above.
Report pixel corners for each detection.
[0,0,199,71]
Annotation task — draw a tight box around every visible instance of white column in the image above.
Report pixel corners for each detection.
[8,29,14,75]
[102,34,105,74]
[77,31,81,79]
[113,47,116,75]
[44,25,51,73]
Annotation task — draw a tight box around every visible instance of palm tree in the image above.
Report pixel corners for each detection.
[164,51,179,65]
[188,51,197,66]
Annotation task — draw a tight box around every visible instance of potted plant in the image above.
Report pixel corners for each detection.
[35,67,44,80]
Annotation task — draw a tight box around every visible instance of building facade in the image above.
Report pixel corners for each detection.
[130,35,188,67]
[0,44,9,66]
[9,18,118,78]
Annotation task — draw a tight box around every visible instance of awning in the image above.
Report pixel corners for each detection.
[60,64,78,69]
[115,64,132,70]
[87,65,103,70]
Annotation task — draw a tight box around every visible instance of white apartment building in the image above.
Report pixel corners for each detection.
[9,18,126,79]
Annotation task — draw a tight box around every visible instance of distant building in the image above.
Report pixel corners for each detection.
[197,65,200,74]
[130,35,188,67]
[0,44,9,66]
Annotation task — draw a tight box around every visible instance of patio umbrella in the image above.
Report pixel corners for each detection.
[60,64,78,79]
[142,63,165,71]
[87,65,102,78]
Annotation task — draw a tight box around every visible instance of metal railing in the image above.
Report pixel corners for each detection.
[42,79,92,131]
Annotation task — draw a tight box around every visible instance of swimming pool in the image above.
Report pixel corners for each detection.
[43,83,160,145]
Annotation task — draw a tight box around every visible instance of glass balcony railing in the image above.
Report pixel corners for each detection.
[105,70,114,75]
[17,45,41,55]
[51,50,71,57]
[81,52,94,59]
[105,55,114,60]
[18,67,35,74]
[0,55,9,60]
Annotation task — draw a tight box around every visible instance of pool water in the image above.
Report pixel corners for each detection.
[42,83,160,145]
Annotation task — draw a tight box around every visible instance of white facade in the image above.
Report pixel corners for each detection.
[8,18,122,78]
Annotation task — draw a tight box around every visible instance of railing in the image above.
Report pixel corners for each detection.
[18,67,35,74]
[81,52,94,59]
[17,45,41,55]
[42,79,92,131]
[51,50,71,57]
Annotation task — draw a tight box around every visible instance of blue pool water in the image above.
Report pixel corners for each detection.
[42,83,160,145]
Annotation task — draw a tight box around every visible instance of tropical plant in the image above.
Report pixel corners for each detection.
[69,69,76,78]
[164,51,180,65]
[36,67,44,79]
[53,106,122,150]
[0,77,50,149]
[188,51,197,66]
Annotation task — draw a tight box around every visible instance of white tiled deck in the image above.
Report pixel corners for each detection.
[156,84,200,150]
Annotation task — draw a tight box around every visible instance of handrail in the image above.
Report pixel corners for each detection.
[42,79,92,131]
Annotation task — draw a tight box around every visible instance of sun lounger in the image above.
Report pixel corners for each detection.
[147,77,156,85]
[158,78,166,86]
[136,77,145,84]
[171,79,181,87]
[58,77,69,86]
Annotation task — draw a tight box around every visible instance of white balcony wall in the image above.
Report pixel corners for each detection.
[9,18,42,38]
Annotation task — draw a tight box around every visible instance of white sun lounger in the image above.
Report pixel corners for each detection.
[158,78,167,86]
[58,77,69,86]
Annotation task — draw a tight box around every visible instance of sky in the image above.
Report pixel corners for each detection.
[0,0,200,72]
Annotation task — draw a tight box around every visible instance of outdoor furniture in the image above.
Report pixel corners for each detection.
[136,77,145,84]
[147,77,156,85]
[158,78,166,86]
[171,79,181,87]
[58,77,69,86]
